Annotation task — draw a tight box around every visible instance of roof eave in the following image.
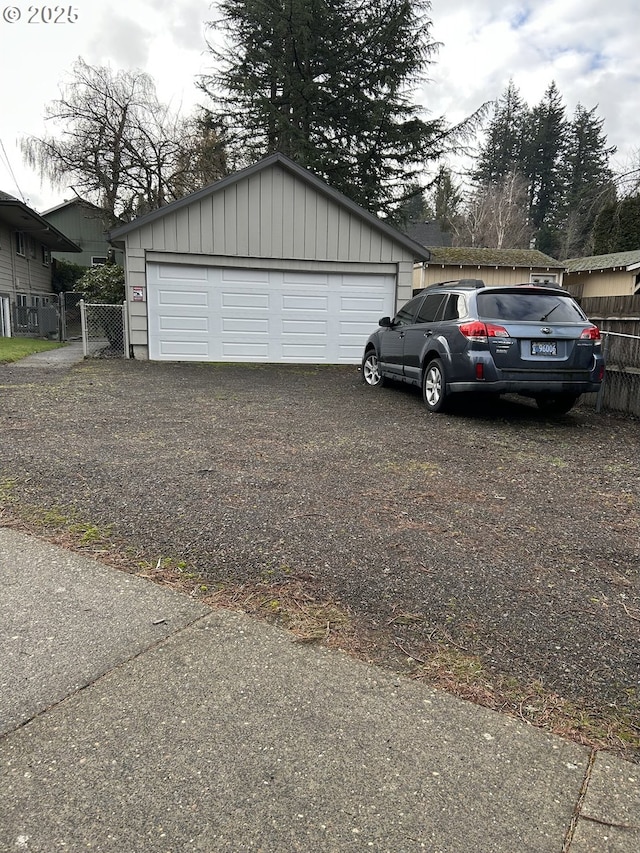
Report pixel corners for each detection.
[0,198,82,252]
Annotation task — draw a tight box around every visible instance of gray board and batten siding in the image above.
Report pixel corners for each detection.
[109,153,430,363]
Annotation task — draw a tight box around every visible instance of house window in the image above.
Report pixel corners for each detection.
[530,273,558,285]
[42,246,51,266]
[16,293,27,306]
[91,256,107,266]
[31,295,41,307]
[15,232,25,256]
[29,237,37,259]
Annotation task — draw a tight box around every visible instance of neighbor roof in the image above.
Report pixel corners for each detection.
[0,191,81,252]
[564,249,640,272]
[41,197,107,216]
[404,221,451,248]
[426,247,563,269]
[109,153,431,261]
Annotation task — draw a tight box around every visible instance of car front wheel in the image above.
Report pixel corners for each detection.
[362,351,385,387]
[423,358,448,412]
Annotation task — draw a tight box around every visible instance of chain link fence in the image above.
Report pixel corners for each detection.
[80,301,129,359]
[582,330,640,416]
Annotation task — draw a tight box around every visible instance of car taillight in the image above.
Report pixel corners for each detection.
[487,323,511,337]
[580,326,601,343]
[459,321,510,342]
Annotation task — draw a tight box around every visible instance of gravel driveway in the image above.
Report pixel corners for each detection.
[2,359,639,757]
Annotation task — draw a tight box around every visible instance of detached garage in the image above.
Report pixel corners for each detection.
[109,153,430,363]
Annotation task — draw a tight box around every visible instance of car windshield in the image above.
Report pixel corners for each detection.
[477,292,586,323]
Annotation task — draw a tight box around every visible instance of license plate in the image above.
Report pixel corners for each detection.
[531,340,557,356]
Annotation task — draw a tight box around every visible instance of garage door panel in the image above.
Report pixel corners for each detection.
[220,268,270,284]
[339,320,379,335]
[340,295,388,311]
[222,342,270,358]
[159,316,209,332]
[159,341,210,357]
[282,320,327,334]
[222,292,270,309]
[157,289,208,307]
[282,295,329,311]
[147,262,394,363]
[283,272,330,286]
[157,264,208,281]
[223,318,269,333]
[282,344,327,360]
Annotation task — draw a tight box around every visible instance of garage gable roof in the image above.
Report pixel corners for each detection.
[109,153,431,261]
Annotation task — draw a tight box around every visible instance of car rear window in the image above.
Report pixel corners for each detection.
[477,292,586,322]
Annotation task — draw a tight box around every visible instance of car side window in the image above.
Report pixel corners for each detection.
[393,296,423,326]
[415,293,447,324]
[441,294,468,321]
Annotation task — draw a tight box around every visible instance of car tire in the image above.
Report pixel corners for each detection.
[534,394,580,414]
[423,358,448,412]
[362,350,386,387]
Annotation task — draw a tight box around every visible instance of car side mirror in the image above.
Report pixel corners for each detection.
[379,316,393,327]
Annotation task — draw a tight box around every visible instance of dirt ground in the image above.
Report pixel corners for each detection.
[1,358,639,758]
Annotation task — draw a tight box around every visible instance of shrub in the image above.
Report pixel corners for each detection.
[78,264,125,303]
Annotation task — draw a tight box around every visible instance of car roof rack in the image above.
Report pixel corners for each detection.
[432,278,486,289]
[510,281,566,290]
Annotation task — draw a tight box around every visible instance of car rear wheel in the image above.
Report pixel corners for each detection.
[423,358,448,412]
[362,351,385,387]
[534,393,580,414]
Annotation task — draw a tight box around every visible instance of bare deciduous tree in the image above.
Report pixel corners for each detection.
[22,58,226,223]
[452,171,532,249]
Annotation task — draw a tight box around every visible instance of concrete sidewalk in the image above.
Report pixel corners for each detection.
[0,528,638,852]
[9,340,85,369]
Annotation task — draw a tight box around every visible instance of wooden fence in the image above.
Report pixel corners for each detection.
[579,296,640,416]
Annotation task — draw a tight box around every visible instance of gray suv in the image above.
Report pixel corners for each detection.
[361,279,605,414]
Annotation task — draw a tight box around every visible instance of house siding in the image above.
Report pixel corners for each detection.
[0,221,14,295]
[44,203,117,267]
[124,166,411,265]
[564,270,637,298]
[0,225,53,301]
[413,264,565,290]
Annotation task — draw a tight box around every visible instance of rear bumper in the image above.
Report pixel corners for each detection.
[449,379,602,395]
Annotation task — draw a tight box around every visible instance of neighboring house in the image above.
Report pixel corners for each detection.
[563,250,640,298]
[109,153,430,363]
[404,221,451,248]
[0,190,80,337]
[413,247,565,292]
[41,197,123,267]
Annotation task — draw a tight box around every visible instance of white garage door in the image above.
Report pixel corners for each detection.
[146,263,395,363]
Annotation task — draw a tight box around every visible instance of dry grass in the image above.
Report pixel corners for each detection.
[2,500,638,763]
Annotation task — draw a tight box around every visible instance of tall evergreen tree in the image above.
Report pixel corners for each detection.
[557,104,615,258]
[524,82,567,252]
[430,165,463,233]
[593,194,640,254]
[200,0,449,216]
[474,80,528,185]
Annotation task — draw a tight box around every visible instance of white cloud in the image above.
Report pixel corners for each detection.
[1,0,638,210]
[427,0,640,175]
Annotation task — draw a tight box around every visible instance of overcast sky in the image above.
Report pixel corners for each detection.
[1,0,639,212]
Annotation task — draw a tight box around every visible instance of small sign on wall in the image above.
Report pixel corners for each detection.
[132,286,145,302]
